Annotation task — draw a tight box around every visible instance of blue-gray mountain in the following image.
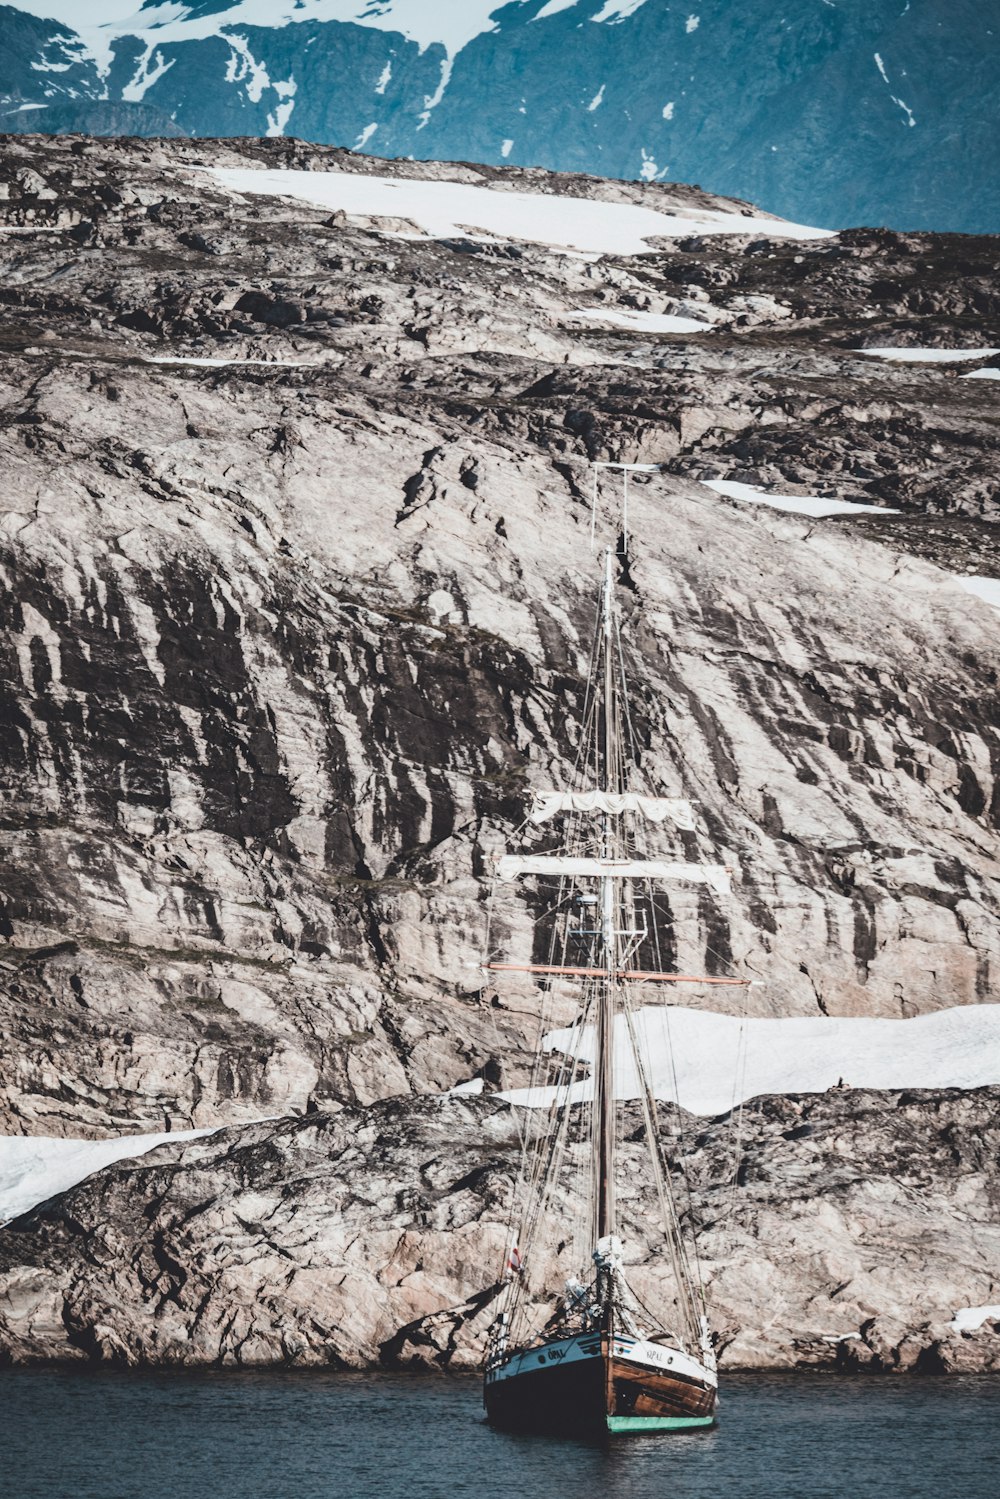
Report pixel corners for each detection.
[0,0,996,233]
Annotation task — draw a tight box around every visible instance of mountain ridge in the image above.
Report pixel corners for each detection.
[1,1,998,231]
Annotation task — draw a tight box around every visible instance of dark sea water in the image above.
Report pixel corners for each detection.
[3,1367,997,1499]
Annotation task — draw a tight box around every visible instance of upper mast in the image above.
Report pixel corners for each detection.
[595,546,619,1246]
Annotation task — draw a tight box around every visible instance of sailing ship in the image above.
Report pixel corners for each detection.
[482,516,745,1438]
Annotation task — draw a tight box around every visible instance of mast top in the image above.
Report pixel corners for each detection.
[590,461,664,553]
[602,543,615,639]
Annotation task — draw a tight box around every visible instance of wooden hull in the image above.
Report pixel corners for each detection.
[484,1332,717,1436]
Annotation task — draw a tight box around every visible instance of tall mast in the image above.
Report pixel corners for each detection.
[594,547,617,1245]
[486,465,730,1383]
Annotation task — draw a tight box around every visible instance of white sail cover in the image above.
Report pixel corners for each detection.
[527,791,696,830]
[496,855,731,895]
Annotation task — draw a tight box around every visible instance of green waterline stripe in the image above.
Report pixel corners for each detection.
[606,1414,717,1433]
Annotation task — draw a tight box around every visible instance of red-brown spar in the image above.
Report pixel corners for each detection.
[480,478,731,1437]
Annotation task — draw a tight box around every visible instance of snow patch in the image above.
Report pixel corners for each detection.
[500,138,513,158]
[662,101,675,120]
[873,52,916,127]
[950,1305,1000,1333]
[205,166,836,253]
[859,347,1000,364]
[588,83,606,111]
[354,121,378,149]
[638,149,662,182]
[0,1126,221,1225]
[961,366,1000,381]
[142,355,307,367]
[501,1003,1000,1117]
[703,478,897,519]
[122,47,175,102]
[23,349,306,366]
[267,92,296,137]
[592,0,650,22]
[686,13,700,32]
[417,54,452,129]
[225,33,270,103]
[566,307,710,334]
[374,59,392,94]
[267,102,295,136]
[956,576,1000,612]
[533,0,580,16]
[448,1077,485,1097]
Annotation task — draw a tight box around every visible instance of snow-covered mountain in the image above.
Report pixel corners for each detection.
[0,3,997,235]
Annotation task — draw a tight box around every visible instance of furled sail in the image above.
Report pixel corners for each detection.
[495,854,732,895]
[527,790,696,829]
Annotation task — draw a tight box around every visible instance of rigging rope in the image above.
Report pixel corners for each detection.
[484,541,752,1363]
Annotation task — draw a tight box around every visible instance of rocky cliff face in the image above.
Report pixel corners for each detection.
[2,1088,999,1373]
[2,133,999,1135]
[1,134,999,1367]
[1,2,998,232]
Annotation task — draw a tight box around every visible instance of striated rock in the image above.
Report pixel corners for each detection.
[1,137,1000,1143]
[1,1087,998,1371]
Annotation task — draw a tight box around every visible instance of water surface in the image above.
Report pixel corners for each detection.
[4,1367,996,1499]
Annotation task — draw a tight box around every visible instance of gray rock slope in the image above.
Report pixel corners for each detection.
[2,1088,999,1372]
[1,135,999,1367]
[2,134,1000,1135]
[1,1,998,232]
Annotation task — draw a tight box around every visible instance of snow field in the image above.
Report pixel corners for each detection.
[957,576,1000,611]
[5,1001,1000,1220]
[565,307,711,333]
[8,3,521,69]
[0,1126,219,1226]
[950,1305,1000,1332]
[205,166,833,255]
[702,478,896,519]
[500,1003,1000,1117]
[4,0,664,92]
[857,347,1000,364]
